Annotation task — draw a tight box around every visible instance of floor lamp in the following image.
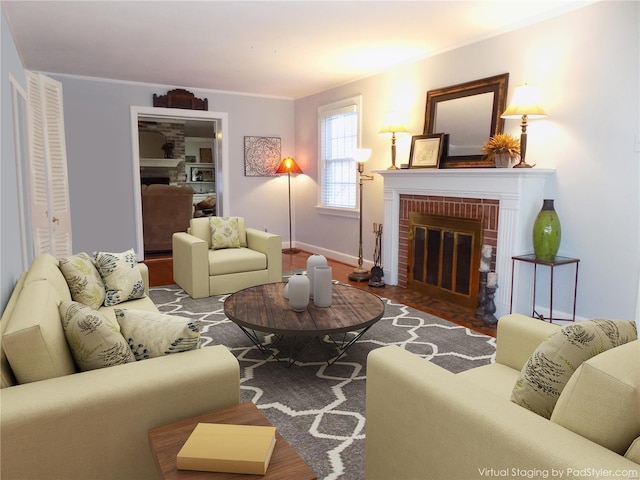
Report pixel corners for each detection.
[348,148,373,282]
[276,157,303,254]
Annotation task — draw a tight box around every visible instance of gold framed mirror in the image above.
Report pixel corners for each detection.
[423,73,509,168]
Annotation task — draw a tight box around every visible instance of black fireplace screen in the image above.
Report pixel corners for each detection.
[408,213,481,307]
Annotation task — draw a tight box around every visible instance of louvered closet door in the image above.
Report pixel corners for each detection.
[26,71,72,257]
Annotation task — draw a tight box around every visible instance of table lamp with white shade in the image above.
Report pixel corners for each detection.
[501,84,547,168]
[379,112,409,170]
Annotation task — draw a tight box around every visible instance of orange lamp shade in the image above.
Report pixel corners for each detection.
[275,157,303,174]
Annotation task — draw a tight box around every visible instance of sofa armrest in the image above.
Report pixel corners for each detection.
[137,261,150,295]
[365,346,637,480]
[246,228,282,283]
[172,231,210,298]
[495,313,559,370]
[1,346,240,480]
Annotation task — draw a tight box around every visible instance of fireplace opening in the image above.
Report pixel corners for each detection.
[408,213,482,308]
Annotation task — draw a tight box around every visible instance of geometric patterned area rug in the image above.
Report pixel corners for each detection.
[149,284,496,480]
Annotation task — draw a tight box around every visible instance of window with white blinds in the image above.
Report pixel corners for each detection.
[318,96,361,210]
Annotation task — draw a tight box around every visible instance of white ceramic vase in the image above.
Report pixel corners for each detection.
[288,273,310,312]
[313,266,332,308]
[306,254,327,298]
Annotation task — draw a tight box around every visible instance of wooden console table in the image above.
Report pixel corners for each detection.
[510,254,580,322]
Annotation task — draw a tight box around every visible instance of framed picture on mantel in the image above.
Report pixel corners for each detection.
[408,134,445,169]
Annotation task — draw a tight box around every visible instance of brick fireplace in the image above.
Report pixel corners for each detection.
[399,195,499,289]
[375,168,555,318]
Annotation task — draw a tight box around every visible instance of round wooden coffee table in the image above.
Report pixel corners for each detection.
[224,282,385,366]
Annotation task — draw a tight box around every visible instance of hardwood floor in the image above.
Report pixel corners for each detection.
[144,250,496,337]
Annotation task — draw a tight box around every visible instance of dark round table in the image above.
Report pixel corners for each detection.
[224,282,385,366]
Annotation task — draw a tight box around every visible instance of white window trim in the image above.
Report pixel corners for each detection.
[316,95,363,218]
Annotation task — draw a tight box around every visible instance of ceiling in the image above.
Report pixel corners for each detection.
[3,0,592,99]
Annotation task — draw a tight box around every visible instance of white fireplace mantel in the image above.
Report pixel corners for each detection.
[374,168,556,318]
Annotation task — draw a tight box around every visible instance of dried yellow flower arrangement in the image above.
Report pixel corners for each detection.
[482,133,521,168]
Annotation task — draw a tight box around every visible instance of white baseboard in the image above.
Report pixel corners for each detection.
[286,241,374,272]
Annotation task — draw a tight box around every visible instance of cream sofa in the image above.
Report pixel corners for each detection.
[365,314,640,480]
[172,216,282,298]
[0,254,240,480]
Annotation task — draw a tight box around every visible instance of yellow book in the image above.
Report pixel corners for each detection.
[177,423,277,475]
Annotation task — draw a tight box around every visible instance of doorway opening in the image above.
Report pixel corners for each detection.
[130,106,229,260]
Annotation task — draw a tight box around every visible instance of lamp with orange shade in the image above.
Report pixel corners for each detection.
[275,157,303,254]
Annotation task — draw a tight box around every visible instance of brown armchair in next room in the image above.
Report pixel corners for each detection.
[141,184,194,253]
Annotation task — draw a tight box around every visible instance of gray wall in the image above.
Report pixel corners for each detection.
[294,1,640,321]
[1,11,294,312]
[1,7,27,311]
[47,76,295,256]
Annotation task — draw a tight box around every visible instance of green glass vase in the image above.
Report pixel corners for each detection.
[533,199,561,261]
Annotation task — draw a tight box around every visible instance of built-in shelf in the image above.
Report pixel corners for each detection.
[140,158,183,168]
[185,136,215,142]
[193,192,216,202]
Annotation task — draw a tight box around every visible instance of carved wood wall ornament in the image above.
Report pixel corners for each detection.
[152,89,208,110]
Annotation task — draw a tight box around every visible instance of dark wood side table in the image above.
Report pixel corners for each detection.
[148,402,317,480]
[510,254,580,322]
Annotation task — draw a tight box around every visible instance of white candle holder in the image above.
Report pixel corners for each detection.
[484,285,499,326]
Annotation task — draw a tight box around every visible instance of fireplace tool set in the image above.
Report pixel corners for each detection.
[368,223,384,288]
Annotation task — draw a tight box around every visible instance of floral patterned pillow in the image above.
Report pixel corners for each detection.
[59,252,106,309]
[209,216,242,250]
[59,301,135,371]
[93,249,146,306]
[114,309,200,360]
[511,319,637,418]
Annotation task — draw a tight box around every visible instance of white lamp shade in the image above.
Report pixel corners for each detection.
[379,112,409,134]
[502,85,547,119]
[351,148,372,163]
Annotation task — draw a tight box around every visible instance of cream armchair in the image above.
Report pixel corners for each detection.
[172,217,282,298]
